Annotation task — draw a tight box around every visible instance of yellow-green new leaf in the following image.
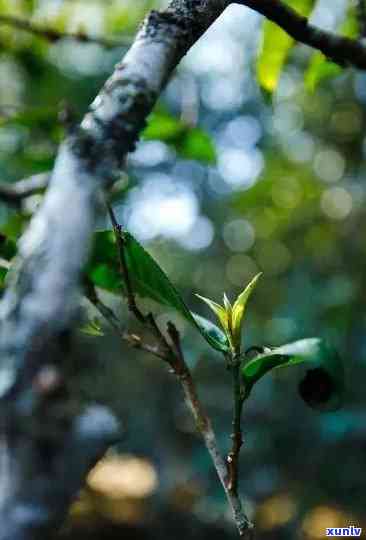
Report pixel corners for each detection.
[232,273,262,347]
[196,294,228,332]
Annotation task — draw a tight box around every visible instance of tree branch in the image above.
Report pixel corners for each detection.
[240,0,366,69]
[0,173,49,205]
[0,14,131,48]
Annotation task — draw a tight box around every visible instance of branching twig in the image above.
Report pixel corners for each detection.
[0,14,132,48]
[93,209,254,538]
[91,285,254,536]
[85,282,167,360]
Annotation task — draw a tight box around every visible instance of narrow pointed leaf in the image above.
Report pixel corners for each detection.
[196,294,229,332]
[241,338,344,411]
[232,273,261,341]
[223,293,232,313]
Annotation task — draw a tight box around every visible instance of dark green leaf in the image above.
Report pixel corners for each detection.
[87,231,228,352]
[241,338,344,411]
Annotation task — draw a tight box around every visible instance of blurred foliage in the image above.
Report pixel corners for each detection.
[257,0,316,93]
[143,110,217,164]
[0,0,366,538]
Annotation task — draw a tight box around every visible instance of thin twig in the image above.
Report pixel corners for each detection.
[107,204,145,323]
[85,282,168,360]
[0,14,132,48]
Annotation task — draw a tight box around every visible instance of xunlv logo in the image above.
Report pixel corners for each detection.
[326,527,362,537]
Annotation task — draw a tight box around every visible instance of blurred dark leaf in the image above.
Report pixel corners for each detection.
[241,338,344,411]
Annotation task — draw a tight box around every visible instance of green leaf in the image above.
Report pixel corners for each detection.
[241,338,344,411]
[195,293,229,332]
[192,313,230,352]
[142,111,216,164]
[88,231,229,353]
[123,232,228,352]
[177,128,216,164]
[142,111,185,142]
[257,0,316,93]
[231,273,262,345]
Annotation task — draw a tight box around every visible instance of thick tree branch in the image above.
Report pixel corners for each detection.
[240,0,366,69]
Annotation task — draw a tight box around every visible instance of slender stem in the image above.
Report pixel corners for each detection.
[168,324,253,538]
[107,204,145,324]
[227,357,244,496]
